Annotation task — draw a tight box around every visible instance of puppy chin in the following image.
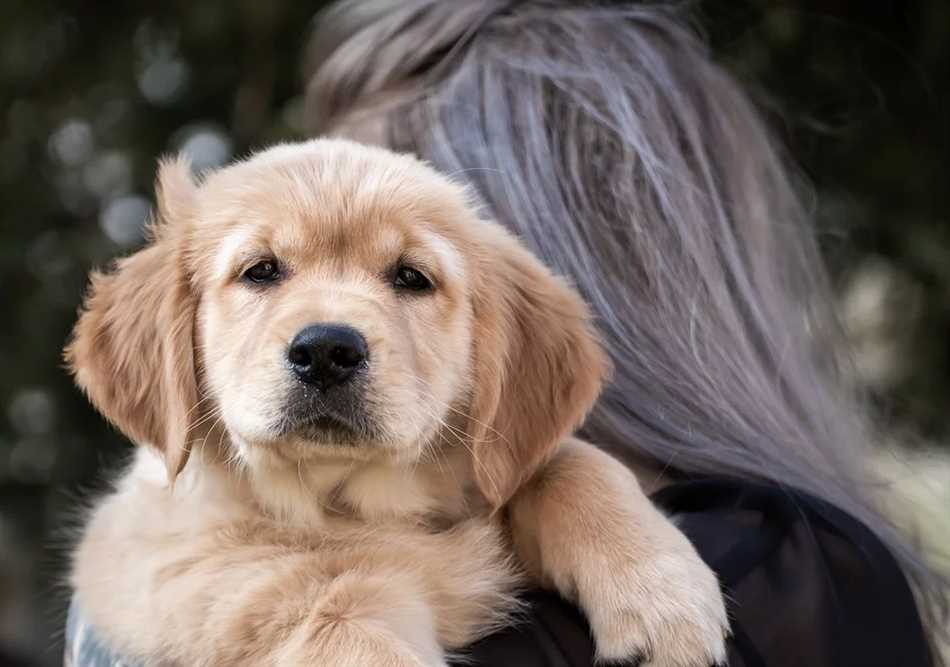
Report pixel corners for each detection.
[224,399,437,468]
[227,423,392,466]
[285,435,383,463]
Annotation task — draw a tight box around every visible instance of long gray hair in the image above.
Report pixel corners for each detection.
[303,0,947,652]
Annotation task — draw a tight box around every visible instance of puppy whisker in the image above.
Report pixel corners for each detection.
[407,392,503,503]
[187,404,224,433]
[182,392,217,423]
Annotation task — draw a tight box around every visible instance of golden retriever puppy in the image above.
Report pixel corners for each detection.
[66,139,728,667]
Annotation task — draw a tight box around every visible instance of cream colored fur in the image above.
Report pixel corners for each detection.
[67,139,728,667]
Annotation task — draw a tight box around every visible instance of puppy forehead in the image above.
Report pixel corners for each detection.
[210,214,407,280]
[203,146,471,278]
[203,139,468,223]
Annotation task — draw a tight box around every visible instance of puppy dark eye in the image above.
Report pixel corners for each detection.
[243,259,281,284]
[393,266,432,292]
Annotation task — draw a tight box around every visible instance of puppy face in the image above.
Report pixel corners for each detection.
[193,143,475,465]
[67,140,608,506]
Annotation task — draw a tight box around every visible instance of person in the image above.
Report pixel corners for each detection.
[301,1,947,665]
[67,1,946,665]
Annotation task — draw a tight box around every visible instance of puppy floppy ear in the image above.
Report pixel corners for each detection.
[468,230,609,508]
[65,156,199,482]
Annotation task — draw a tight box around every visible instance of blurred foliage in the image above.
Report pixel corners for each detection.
[0,0,947,664]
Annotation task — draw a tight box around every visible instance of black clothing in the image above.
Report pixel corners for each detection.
[460,479,932,667]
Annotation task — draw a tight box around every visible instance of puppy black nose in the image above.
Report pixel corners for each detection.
[287,324,367,389]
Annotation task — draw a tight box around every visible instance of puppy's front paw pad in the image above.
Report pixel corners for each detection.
[584,553,729,667]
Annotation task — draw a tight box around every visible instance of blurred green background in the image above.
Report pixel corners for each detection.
[0,1,947,664]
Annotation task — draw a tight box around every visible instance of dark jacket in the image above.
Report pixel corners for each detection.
[462,479,932,667]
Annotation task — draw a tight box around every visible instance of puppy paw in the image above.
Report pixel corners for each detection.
[580,548,729,667]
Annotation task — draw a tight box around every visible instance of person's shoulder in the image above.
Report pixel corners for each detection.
[461,477,933,667]
[653,478,933,667]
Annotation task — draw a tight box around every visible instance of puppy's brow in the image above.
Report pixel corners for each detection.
[417,230,464,282]
[374,227,404,260]
[215,228,261,280]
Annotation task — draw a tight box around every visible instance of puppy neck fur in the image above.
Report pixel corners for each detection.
[145,439,478,531]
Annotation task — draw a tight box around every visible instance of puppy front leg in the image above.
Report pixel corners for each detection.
[509,438,729,667]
